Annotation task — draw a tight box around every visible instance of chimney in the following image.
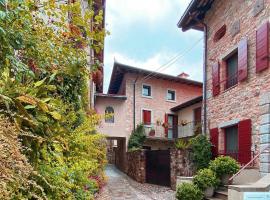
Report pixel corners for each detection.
[178,72,190,79]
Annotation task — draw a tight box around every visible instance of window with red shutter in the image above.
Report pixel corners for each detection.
[164,114,168,137]
[143,110,151,125]
[212,62,220,96]
[238,119,252,165]
[256,22,269,73]
[238,38,248,81]
[210,128,219,158]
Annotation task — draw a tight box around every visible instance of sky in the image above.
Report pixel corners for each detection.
[103,0,204,92]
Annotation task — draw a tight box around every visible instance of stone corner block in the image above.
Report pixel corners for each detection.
[260,114,270,125]
[260,92,270,106]
[260,124,270,134]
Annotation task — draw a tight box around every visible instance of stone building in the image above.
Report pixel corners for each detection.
[178,0,270,177]
[95,61,202,171]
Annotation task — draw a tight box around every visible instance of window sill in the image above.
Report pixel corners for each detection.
[142,95,153,99]
[166,100,176,103]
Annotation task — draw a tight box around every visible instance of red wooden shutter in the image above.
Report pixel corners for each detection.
[212,62,220,96]
[256,22,269,73]
[143,110,151,125]
[164,114,168,137]
[210,128,219,158]
[238,119,252,165]
[173,115,178,139]
[238,38,248,81]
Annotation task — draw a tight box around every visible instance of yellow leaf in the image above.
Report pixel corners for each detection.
[17,95,37,105]
[49,111,62,120]
[38,101,49,112]
[34,78,47,87]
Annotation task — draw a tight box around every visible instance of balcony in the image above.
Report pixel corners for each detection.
[143,121,202,139]
[178,121,202,138]
[144,124,167,138]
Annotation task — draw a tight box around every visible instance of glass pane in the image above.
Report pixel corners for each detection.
[168,116,173,127]
[168,129,173,139]
[225,126,238,154]
[143,85,151,96]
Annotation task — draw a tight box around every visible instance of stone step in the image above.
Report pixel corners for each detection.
[214,189,228,200]
[206,197,224,200]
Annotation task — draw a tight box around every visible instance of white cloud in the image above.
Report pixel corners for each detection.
[105,0,192,33]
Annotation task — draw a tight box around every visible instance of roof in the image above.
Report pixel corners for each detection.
[108,61,203,94]
[95,93,127,100]
[177,0,214,31]
[171,96,202,112]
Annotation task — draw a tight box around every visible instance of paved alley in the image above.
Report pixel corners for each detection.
[96,165,175,200]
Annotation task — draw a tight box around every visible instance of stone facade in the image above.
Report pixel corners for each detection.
[126,150,146,183]
[170,148,194,190]
[202,0,270,173]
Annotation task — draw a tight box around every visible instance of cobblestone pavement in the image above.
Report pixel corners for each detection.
[96,165,175,200]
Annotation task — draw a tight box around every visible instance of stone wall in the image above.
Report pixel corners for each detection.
[126,150,146,183]
[170,148,194,190]
[203,0,270,171]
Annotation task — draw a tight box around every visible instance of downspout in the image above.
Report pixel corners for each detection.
[133,75,139,131]
[194,16,208,135]
[202,22,208,135]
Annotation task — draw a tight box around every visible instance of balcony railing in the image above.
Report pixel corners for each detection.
[178,121,202,138]
[144,123,167,138]
[143,121,202,139]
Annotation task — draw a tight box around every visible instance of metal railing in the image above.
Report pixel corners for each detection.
[144,124,166,138]
[229,145,270,182]
[178,121,202,138]
[219,72,238,90]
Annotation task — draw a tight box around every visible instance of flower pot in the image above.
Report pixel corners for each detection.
[221,174,231,185]
[204,187,214,198]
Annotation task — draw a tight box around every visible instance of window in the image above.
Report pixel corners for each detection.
[105,106,114,123]
[167,90,176,101]
[142,110,151,125]
[225,125,238,160]
[225,52,238,89]
[142,84,151,97]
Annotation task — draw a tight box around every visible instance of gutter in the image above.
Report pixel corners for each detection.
[201,22,208,135]
[133,75,139,131]
[193,17,208,135]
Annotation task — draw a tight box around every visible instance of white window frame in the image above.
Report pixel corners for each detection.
[166,89,176,102]
[142,83,153,98]
[141,108,153,127]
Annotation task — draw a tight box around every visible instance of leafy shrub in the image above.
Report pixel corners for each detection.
[176,182,204,200]
[190,135,212,170]
[128,124,146,150]
[209,156,240,177]
[193,169,219,190]
[175,139,190,149]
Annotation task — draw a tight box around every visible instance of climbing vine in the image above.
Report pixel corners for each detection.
[0,0,107,199]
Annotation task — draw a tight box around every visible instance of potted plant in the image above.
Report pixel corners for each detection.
[209,156,240,185]
[193,169,219,198]
[176,182,203,200]
[181,120,188,126]
[149,129,155,136]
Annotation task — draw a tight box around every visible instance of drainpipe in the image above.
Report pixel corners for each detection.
[202,22,208,135]
[194,16,208,135]
[133,75,139,131]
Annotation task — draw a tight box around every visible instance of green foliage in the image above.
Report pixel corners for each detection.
[209,156,240,177]
[190,135,212,170]
[175,139,190,149]
[176,183,204,200]
[128,124,146,150]
[0,0,107,199]
[193,168,219,191]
